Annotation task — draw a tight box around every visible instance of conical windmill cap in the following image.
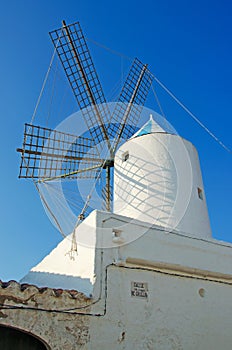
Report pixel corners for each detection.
[132,114,166,139]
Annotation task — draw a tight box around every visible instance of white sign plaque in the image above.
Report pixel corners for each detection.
[131,281,148,298]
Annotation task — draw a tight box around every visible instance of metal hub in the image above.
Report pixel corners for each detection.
[102,159,114,169]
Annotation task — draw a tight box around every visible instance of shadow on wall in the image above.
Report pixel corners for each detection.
[20,271,93,295]
[114,151,178,227]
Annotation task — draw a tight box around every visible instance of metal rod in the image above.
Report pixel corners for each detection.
[62,20,112,155]
[112,63,148,154]
[106,165,111,212]
[38,164,101,183]
[16,148,103,163]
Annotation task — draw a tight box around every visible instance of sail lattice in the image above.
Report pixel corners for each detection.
[18,124,102,180]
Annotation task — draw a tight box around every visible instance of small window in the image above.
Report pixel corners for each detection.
[112,228,122,237]
[122,151,129,162]
[197,187,203,200]
[112,228,124,243]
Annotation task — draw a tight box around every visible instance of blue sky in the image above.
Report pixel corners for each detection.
[0,0,231,281]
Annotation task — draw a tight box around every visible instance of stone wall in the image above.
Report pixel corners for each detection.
[0,280,91,350]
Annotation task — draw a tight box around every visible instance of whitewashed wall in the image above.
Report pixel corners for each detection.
[15,211,232,349]
[88,212,232,349]
[114,133,212,238]
[90,265,232,350]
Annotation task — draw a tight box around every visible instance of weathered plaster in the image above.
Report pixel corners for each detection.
[0,281,91,350]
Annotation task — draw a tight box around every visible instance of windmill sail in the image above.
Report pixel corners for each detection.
[49,21,112,154]
[17,124,102,180]
[109,58,153,153]
[17,20,154,217]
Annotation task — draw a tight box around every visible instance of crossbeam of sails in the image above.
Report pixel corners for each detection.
[17,123,103,181]
[17,122,104,234]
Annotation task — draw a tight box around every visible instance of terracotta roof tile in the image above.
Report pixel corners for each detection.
[0,280,90,301]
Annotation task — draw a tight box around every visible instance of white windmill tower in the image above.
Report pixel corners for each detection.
[114,114,212,238]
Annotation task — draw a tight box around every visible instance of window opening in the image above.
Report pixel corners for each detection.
[197,187,203,200]
[122,151,129,162]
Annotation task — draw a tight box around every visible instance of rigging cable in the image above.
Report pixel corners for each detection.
[33,180,66,239]
[65,152,110,258]
[151,84,166,121]
[86,37,132,61]
[30,33,62,125]
[46,57,59,127]
[21,154,66,238]
[152,76,232,154]
[88,38,231,154]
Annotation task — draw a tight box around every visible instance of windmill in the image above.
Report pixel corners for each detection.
[17,20,153,222]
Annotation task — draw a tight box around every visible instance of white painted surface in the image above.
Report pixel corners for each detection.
[21,209,229,295]
[95,211,232,281]
[114,132,212,238]
[90,265,232,350]
[20,211,98,296]
[88,211,232,350]
[19,210,232,348]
